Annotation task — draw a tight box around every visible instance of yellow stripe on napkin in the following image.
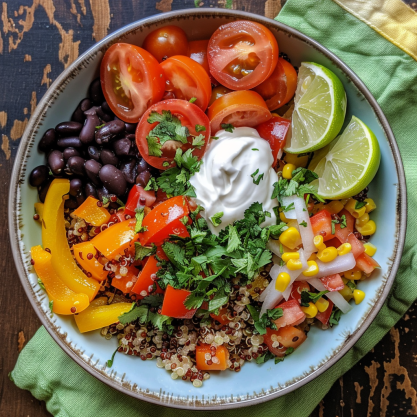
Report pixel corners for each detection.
[333,0,417,61]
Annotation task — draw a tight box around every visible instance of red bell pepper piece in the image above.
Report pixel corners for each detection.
[124,185,156,217]
[161,285,196,319]
[335,209,354,243]
[347,233,365,259]
[310,209,335,241]
[320,273,345,291]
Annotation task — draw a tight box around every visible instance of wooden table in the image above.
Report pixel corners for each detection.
[1,1,416,416]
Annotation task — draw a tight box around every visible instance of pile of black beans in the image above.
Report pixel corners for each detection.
[29,78,155,209]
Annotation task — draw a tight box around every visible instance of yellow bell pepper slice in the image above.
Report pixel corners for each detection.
[42,179,100,301]
[74,302,132,333]
[31,245,89,315]
[73,241,108,281]
[73,196,111,226]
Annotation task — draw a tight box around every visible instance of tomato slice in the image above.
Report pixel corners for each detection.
[161,285,196,319]
[142,25,189,63]
[139,196,190,246]
[274,299,306,328]
[208,20,278,90]
[256,115,290,166]
[136,99,211,170]
[355,253,380,275]
[346,233,365,259]
[310,209,335,242]
[253,58,297,111]
[188,40,210,74]
[124,185,156,216]
[335,209,355,242]
[208,90,271,134]
[320,274,345,292]
[160,56,212,111]
[100,43,165,123]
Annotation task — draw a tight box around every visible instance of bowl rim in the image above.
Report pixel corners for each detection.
[8,7,407,410]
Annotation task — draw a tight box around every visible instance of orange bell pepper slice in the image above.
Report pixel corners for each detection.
[73,241,108,281]
[42,179,100,301]
[210,308,231,325]
[91,218,138,260]
[31,245,89,315]
[160,285,196,319]
[111,266,140,293]
[73,196,111,226]
[196,344,229,371]
[34,202,44,223]
[139,196,189,246]
[74,301,132,333]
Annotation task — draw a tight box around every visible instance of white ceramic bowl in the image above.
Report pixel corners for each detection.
[9,8,406,410]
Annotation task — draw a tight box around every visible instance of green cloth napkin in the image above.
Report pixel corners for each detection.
[11,1,417,416]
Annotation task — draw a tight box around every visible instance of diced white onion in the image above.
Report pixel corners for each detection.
[308,278,352,314]
[267,239,283,258]
[259,263,283,302]
[296,253,356,281]
[293,196,316,254]
[281,195,297,219]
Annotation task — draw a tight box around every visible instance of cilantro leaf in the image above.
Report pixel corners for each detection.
[118,303,149,325]
[144,178,158,191]
[355,201,367,210]
[134,242,156,261]
[192,134,205,149]
[300,290,329,307]
[282,202,295,212]
[146,135,163,157]
[329,308,342,326]
[195,124,206,132]
[107,347,118,368]
[148,311,174,332]
[208,288,229,311]
[255,351,276,364]
[210,212,224,227]
[299,221,308,227]
[226,225,240,253]
[346,280,356,290]
[184,292,205,310]
[251,169,264,185]
[251,308,283,335]
[135,209,147,233]
[189,97,197,103]
[252,148,259,151]
[141,294,164,307]
[221,123,234,133]
[331,218,338,235]
[340,214,347,229]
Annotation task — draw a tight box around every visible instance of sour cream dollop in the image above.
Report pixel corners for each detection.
[190,127,279,234]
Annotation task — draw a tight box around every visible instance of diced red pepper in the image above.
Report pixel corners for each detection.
[310,209,335,241]
[347,233,365,259]
[274,299,306,328]
[289,281,310,304]
[315,299,334,325]
[111,266,140,293]
[355,253,380,275]
[210,307,230,325]
[125,185,156,217]
[320,273,345,291]
[335,209,354,243]
[161,285,196,319]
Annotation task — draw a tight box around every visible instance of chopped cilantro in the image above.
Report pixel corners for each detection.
[329,308,342,326]
[211,136,219,140]
[195,124,206,132]
[135,209,147,233]
[118,303,148,325]
[141,294,164,307]
[49,300,54,314]
[299,221,308,227]
[300,290,329,307]
[282,202,295,212]
[189,97,197,103]
[340,214,347,229]
[107,347,119,368]
[38,279,45,291]
[144,177,159,191]
[251,169,264,185]
[252,148,259,151]
[146,135,163,157]
[162,161,170,167]
[285,347,294,356]
[247,305,283,335]
[180,215,189,225]
[192,134,205,149]
[210,212,224,227]
[331,218,338,235]
[346,280,356,290]
[255,351,276,364]
[95,123,105,129]
[134,242,156,261]
[221,123,234,133]
[355,201,367,210]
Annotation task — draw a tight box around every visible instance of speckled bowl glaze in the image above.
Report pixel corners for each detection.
[9,8,406,410]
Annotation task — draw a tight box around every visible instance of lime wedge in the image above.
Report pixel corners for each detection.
[313,116,381,199]
[285,62,347,154]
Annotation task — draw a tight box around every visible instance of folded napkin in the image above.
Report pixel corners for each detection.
[11,0,417,416]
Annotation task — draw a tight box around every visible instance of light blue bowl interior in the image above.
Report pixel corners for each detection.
[17,13,399,406]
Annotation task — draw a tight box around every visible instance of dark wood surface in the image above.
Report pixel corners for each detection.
[1,1,416,416]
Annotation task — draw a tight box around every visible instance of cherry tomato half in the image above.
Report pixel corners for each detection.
[188,40,210,73]
[136,99,211,170]
[254,57,297,110]
[207,20,279,90]
[208,90,271,134]
[142,25,189,63]
[160,56,212,111]
[100,43,165,123]
[256,115,290,166]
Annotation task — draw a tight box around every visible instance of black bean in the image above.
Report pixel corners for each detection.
[96,106,113,122]
[87,146,101,161]
[101,101,114,115]
[48,150,65,175]
[112,138,132,157]
[38,178,53,203]
[99,165,127,196]
[100,149,119,166]
[89,78,104,105]
[69,178,83,197]
[64,197,79,209]
[76,190,86,206]
[63,147,80,162]
[55,121,83,136]
[97,186,111,202]
[67,156,86,176]
[80,114,100,145]
[29,165,49,187]
[95,119,125,145]
[38,129,57,153]
[136,171,151,187]
[85,159,102,186]
[71,98,92,123]
[137,158,149,174]
[120,159,137,184]
[57,137,83,148]
[85,182,98,199]
[125,122,137,133]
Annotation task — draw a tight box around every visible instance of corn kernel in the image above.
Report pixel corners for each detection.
[353,289,365,304]
[287,259,303,270]
[284,152,309,168]
[344,268,362,280]
[315,297,329,312]
[313,235,326,251]
[317,246,338,263]
[339,284,354,302]
[323,200,344,214]
[303,260,319,277]
[282,252,300,262]
[337,243,352,256]
[275,272,291,292]
[364,198,376,213]
[308,253,317,261]
[282,163,296,179]
[301,302,318,318]
[363,242,377,257]
[356,220,376,236]
[279,227,301,250]
[356,213,369,227]
[344,199,366,219]
[279,211,289,222]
